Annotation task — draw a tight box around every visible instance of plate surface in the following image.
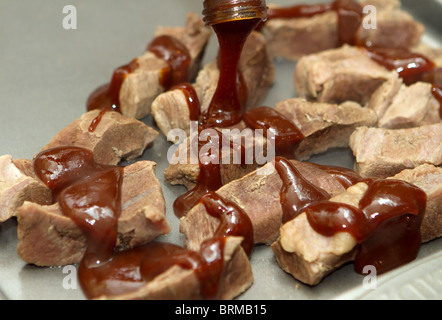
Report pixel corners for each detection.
[0,0,441,300]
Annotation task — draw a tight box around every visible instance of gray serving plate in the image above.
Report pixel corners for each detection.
[0,0,441,300]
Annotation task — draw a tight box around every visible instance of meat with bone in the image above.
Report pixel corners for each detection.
[16,160,169,267]
[272,164,440,286]
[275,98,377,160]
[349,123,442,179]
[0,156,52,223]
[261,0,424,61]
[294,45,397,105]
[151,31,275,137]
[180,160,352,250]
[89,13,211,119]
[93,236,253,300]
[40,110,159,166]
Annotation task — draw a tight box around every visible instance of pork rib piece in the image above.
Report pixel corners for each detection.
[16,161,169,267]
[0,156,52,223]
[262,0,424,61]
[294,45,396,105]
[41,110,158,166]
[271,164,442,286]
[117,13,211,119]
[349,124,442,179]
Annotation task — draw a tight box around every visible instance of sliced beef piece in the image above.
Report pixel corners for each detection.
[40,110,158,166]
[391,164,442,243]
[16,161,169,267]
[294,45,396,105]
[151,31,275,137]
[349,124,442,179]
[0,156,52,222]
[180,160,349,250]
[275,98,377,160]
[95,236,253,300]
[118,13,211,119]
[272,164,442,286]
[376,82,441,129]
[262,0,424,61]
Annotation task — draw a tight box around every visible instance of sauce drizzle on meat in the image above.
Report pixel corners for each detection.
[305,179,427,275]
[86,34,191,132]
[33,146,250,300]
[364,47,442,117]
[263,0,364,46]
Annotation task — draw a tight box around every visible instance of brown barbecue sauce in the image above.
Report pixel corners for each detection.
[86,34,191,132]
[364,47,442,118]
[202,18,261,127]
[294,168,427,275]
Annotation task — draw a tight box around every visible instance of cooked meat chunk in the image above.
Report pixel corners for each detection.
[294,45,396,105]
[0,156,52,222]
[270,182,368,286]
[164,132,262,190]
[95,237,253,300]
[262,0,424,61]
[376,82,441,129]
[391,164,442,243]
[151,31,275,137]
[41,110,159,166]
[272,164,442,286]
[275,98,377,160]
[180,160,349,250]
[119,13,211,119]
[349,124,442,178]
[356,4,424,49]
[16,161,169,267]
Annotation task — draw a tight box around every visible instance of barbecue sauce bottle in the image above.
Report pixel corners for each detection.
[201,0,267,128]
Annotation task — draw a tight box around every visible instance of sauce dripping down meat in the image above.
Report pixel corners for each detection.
[86,34,191,132]
[304,178,426,275]
[274,157,331,223]
[274,156,427,274]
[33,146,252,300]
[243,106,305,158]
[146,35,192,90]
[86,59,140,114]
